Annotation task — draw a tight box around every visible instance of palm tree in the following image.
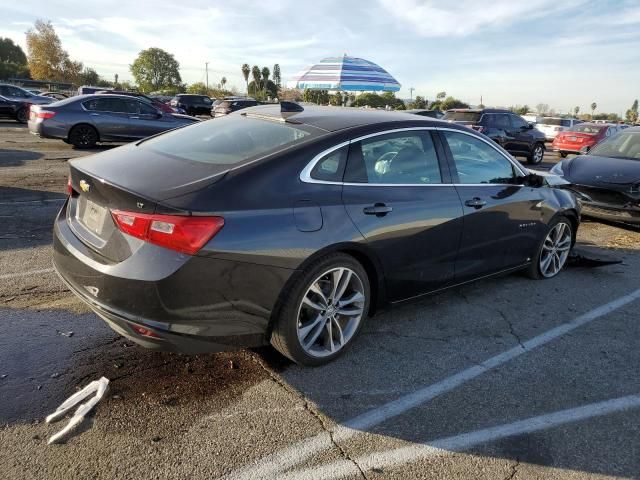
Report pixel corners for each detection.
[241,64,250,94]
[590,102,597,118]
[261,66,270,97]
[220,76,227,90]
[251,66,261,97]
[574,106,580,117]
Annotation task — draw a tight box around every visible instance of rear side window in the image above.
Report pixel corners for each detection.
[142,114,319,165]
[310,146,348,182]
[345,131,442,184]
[484,114,510,129]
[443,131,516,184]
[571,124,605,134]
[83,98,128,113]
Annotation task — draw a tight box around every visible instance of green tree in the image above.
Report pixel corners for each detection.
[626,99,639,124]
[241,63,250,94]
[437,96,469,111]
[261,66,270,97]
[251,65,261,96]
[80,67,99,85]
[510,105,529,115]
[26,20,83,83]
[329,91,343,106]
[220,76,227,89]
[573,106,580,117]
[590,102,597,118]
[0,37,29,79]
[248,80,277,99]
[187,82,208,95]
[436,91,446,100]
[408,95,426,109]
[273,63,281,88]
[303,88,330,105]
[130,48,182,93]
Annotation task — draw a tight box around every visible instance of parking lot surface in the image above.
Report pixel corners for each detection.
[1,121,640,479]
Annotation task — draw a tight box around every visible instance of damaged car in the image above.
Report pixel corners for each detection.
[551,126,640,227]
[53,104,579,366]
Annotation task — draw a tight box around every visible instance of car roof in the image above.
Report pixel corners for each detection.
[404,109,438,113]
[447,108,512,114]
[241,105,453,132]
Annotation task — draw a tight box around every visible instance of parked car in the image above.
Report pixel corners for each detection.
[78,85,112,95]
[41,92,69,101]
[0,83,53,105]
[212,97,258,117]
[170,94,213,116]
[552,123,622,157]
[52,104,579,366]
[28,94,199,148]
[404,109,444,119]
[0,95,30,123]
[551,126,640,226]
[443,108,547,164]
[96,90,174,114]
[536,117,582,141]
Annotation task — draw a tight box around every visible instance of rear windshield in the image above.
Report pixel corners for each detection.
[142,114,321,165]
[539,118,569,126]
[442,111,481,122]
[570,124,604,134]
[590,131,640,160]
[182,95,212,104]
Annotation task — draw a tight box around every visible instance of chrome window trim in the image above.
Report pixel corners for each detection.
[299,125,528,186]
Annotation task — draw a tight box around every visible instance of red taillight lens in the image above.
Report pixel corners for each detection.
[35,110,56,119]
[130,324,161,338]
[111,210,224,255]
[66,175,73,195]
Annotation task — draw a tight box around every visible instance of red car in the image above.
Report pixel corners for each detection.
[552,123,622,157]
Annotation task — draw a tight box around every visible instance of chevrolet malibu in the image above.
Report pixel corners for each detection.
[53,104,580,366]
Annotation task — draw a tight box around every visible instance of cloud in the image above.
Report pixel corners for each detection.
[377,0,572,37]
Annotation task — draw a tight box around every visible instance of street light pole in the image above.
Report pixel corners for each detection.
[409,87,415,101]
[205,62,209,91]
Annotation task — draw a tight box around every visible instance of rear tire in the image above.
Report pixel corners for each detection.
[525,216,573,280]
[559,152,568,158]
[527,143,545,164]
[68,124,98,149]
[16,108,28,124]
[271,253,370,366]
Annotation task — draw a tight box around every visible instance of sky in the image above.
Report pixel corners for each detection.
[2,0,639,115]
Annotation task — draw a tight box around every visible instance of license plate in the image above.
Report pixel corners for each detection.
[81,199,107,235]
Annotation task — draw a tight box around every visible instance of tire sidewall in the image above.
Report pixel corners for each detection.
[273,253,371,366]
[529,143,544,164]
[69,125,98,148]
[16,108,27,124]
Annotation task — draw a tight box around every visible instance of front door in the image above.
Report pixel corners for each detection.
[438,129,546,281]
[82,97,132,141]
[342,129,464,301]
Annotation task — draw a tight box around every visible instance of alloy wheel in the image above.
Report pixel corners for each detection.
[296,267,365,358]
[533,145,544,163]
[539,222,572,278]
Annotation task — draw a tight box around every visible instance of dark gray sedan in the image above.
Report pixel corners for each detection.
[28,94,200,148]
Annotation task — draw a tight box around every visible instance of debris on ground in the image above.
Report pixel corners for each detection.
[46,377,109,444]
[1,374,7,379]
[568,245,623,268]
[50,373,60,379]
[56,330,74,338]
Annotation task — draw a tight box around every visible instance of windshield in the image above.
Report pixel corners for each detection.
[570,124,604,134]
[143,114,322,165]
[589,131,640,160]
[442,111,481,122]
[539,118,573,127]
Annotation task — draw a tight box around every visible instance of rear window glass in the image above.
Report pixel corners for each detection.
[570,124,604,134]
[539,118,564,126]
[442,111,481,122]
[142,114,320,165]
[590,131,640,160]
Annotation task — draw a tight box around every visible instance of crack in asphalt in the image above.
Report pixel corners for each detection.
[505,459,520,480]
[497,309,525,350]
[245,351,369,479]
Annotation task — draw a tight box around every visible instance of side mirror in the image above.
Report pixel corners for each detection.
[155,110,163,118]
[518,172,545,187]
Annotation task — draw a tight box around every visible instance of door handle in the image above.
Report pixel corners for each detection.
[363,203,393,216]
[464,198,487,209]
[129,116,140,119]
[89,113,100,116]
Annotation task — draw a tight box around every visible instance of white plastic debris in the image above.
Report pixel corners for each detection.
[46,376,109,444]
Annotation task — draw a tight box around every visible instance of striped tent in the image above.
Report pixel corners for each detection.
[293,55,401,92]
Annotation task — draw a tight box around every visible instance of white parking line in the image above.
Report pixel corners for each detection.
[0,268,55,280]
[279,394,640,480]
[227,288,640,480]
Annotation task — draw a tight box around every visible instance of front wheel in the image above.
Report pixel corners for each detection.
[527,143,545,164]
[526,217,573,279]
[271,253,370,366]
[559,152,568,158]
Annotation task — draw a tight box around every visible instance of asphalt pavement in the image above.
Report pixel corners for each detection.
[1,121,639,480]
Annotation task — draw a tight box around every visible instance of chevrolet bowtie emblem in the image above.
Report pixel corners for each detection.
[79,180,90,192]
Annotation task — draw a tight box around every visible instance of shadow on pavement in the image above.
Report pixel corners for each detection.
[0,149,44,167]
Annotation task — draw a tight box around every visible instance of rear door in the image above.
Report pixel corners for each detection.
[126,99,167,138]
[509,113,535,153]
[342,128,464,301]
[484,113,514,150]
[0,95,14,117]
[438,129,546,280]
[82,97,132,140]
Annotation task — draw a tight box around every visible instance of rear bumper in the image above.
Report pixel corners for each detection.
[579,202,640,225]
[552,141,594,154]
[53,200,295,353]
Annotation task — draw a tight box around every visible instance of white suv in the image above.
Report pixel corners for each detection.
[536,117,582,141]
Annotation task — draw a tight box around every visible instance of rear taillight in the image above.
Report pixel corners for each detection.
[66,175,73,195]
[34,110,56,119]
[110,210,224,255]
[130,324,161,338]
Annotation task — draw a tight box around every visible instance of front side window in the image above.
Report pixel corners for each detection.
[138,101,158,115]
[309,146,348,182]
[443,131,517,184]
[345,131,442,184]
[510,115,528,129]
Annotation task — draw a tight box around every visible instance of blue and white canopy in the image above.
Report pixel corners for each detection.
[294,55,401,92]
